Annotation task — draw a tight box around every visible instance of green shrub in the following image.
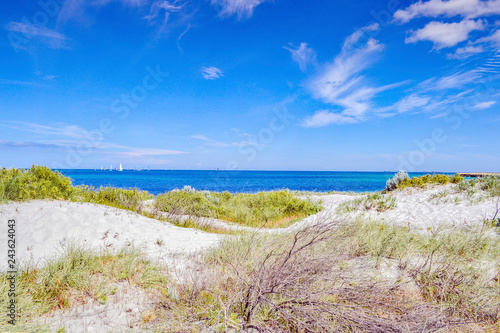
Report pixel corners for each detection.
[0,165,73,201]
[396,173,463,190]
[73,186,153,211]
[155,188,322,227]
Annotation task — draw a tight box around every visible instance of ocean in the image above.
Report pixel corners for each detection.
[56,170,432,195]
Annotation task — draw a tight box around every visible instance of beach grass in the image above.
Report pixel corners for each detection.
[336,192,397,214]
[0,244,167,331]
[154,187,322,228]
[149,218,500,332]
[1,216,498,331]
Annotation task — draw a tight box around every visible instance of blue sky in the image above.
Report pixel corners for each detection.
[1,0,499,171]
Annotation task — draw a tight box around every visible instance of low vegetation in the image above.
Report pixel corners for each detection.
[0,166,74,202]
[457,175,500,198]
[6,219,500,331]
[0,166,322,230]
[337,192,397,214]
[0,245,167,331]
[150,219,500,331]
[72,185,153,211]
[155,186,322,228]
[385,171,464,192]
[0,166,152,212]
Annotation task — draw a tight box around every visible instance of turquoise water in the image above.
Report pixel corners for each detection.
[56,170,432,195]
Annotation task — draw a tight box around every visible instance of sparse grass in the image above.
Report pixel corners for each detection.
[337,192,397,214]
[456,176,500,199]
[150,219,500,332]
[155,187,322,228]
[0,244,168,330]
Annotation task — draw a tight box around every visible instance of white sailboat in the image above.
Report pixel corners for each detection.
[110,164,113,171]
[119,163,123,172]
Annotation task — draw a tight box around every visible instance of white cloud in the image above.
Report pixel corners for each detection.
[342,23,380,50]
[419,69,482,90]
[394,0,500,23]
[210,0,270,19]
[143,1,185,34]
[474,100,496,109]
[283,43,317,72]
[0,79,38,86]
[201,67,224,80]
[447,45,485,58]
[405,19,485,49]
[301,25,408,126]
[302,110,358,127]
[191,134,260,147]
[5,22,67,49]
[476,28,500,47]
[307,38,384,105]
[383,93,431,113]
[0,121,187,158]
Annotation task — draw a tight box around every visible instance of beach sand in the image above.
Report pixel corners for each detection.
[1,183,498,332]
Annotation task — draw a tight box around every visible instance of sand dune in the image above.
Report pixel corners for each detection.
[0,200,223,271]
[1,184,497,273]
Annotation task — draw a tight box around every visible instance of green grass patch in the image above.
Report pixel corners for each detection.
[155,187,322,228]
[0,245,168,330]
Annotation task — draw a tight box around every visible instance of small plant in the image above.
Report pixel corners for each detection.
[384,171,409,191]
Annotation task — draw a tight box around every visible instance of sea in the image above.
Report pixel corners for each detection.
[56,170,435,195]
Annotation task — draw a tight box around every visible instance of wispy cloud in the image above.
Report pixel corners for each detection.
[405,19,485,49]
[0,121,187,158]
[57,0,190,37]
[447,45,485,58]
[474,100,496,109]
[210,0,271,20]
[5,22,68,49]
[302,110,358,127]
[191,134,260,147]
[378,93,431,114]
[302,24,406,126]
[0,79,38,86]
[394,0,500,23]
[283,43,317,72]
[143,0,187,35]
[418,69,482,90]
[201,66,224,80]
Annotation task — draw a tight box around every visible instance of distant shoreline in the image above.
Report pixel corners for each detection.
[457,172,500,178]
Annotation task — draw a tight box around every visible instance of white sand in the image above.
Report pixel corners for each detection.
[1,184,498,332]
[0,200,223,272]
